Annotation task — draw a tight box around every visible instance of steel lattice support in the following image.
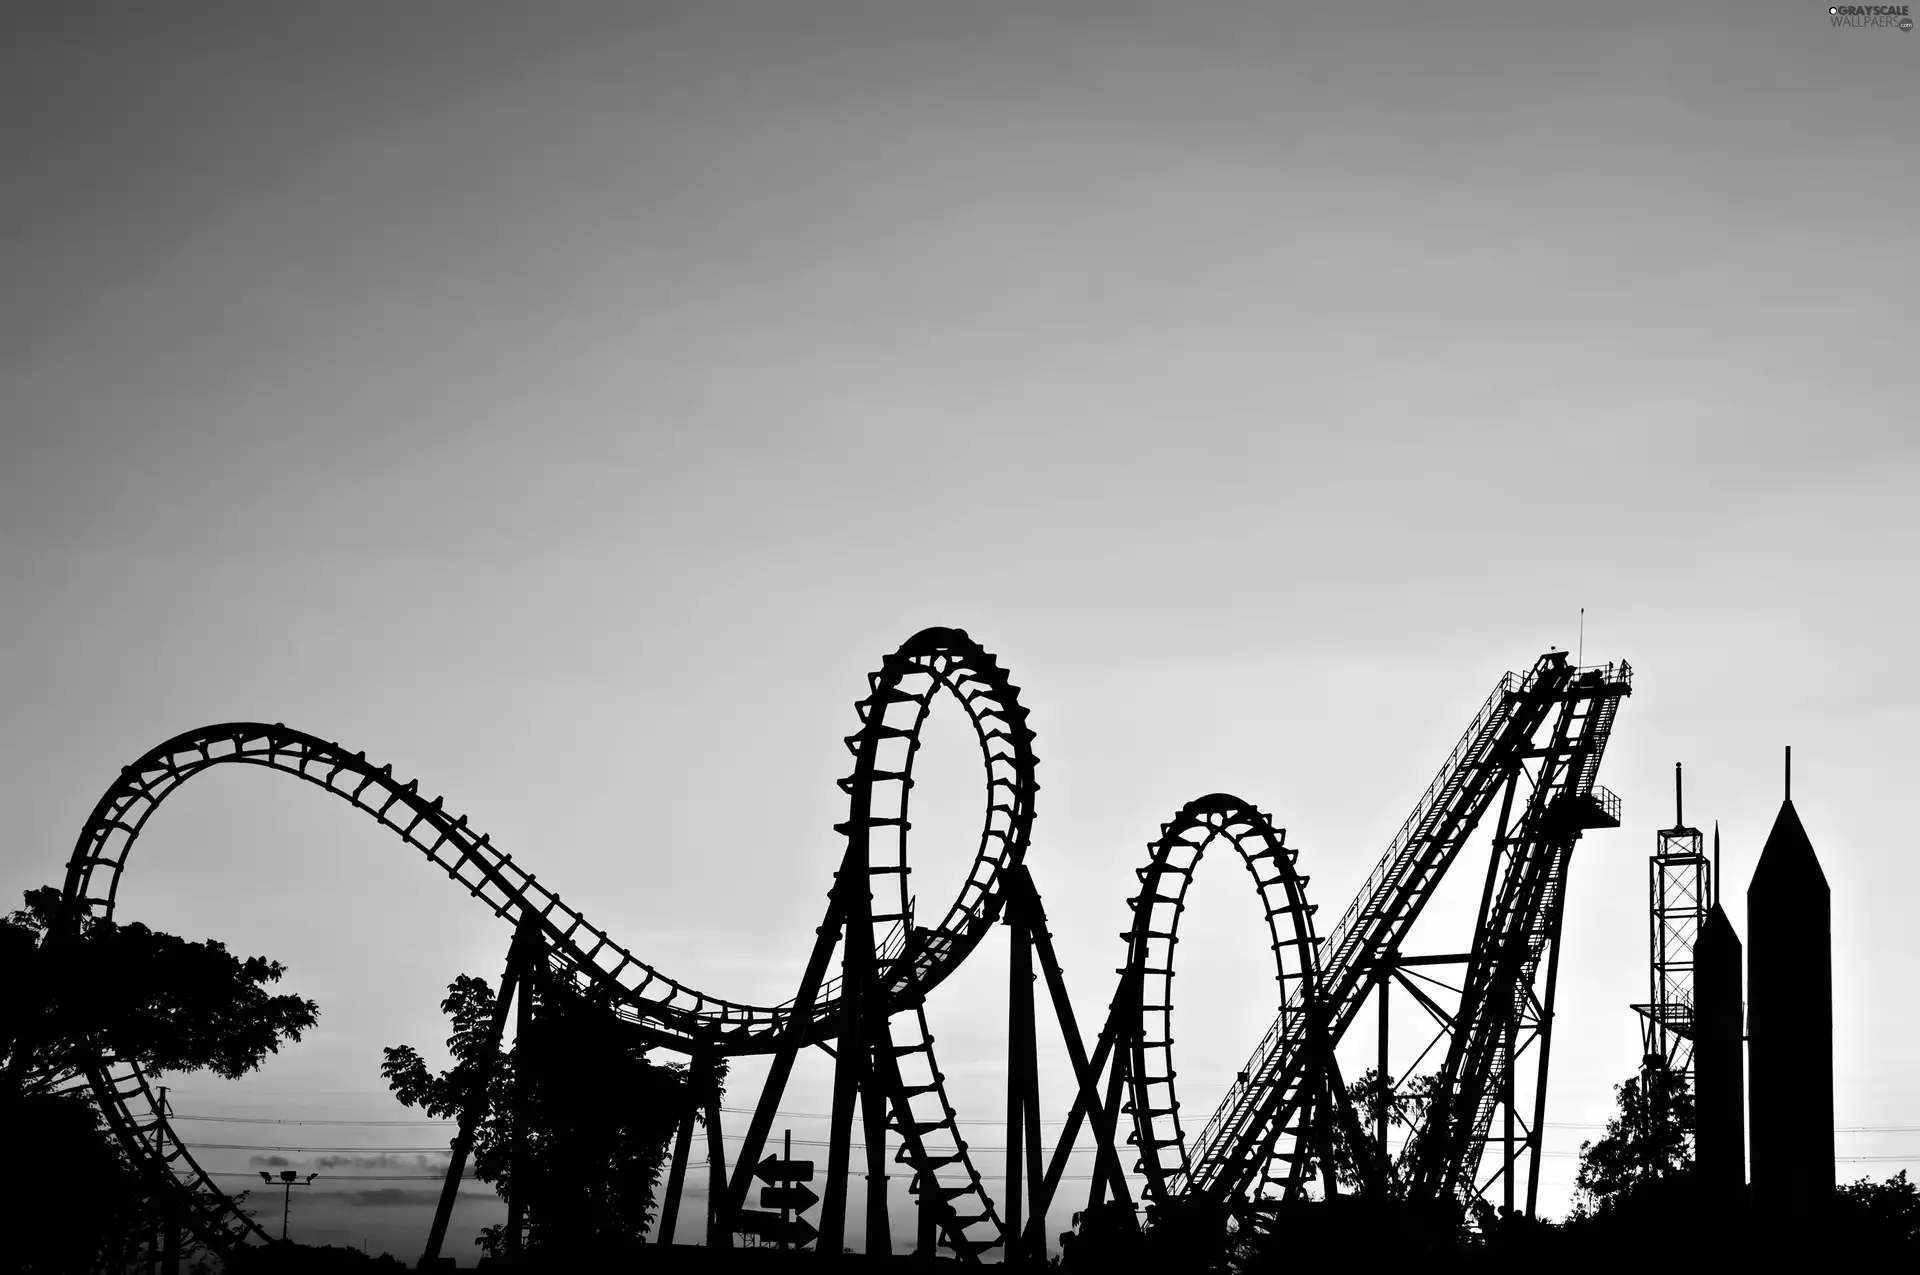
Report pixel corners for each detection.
[1181,654,1631,1221]
[1402,663,1628,1214]
[1631,764,1710,1084]
[57,635,1631,1262]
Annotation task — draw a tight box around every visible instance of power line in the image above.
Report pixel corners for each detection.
[179,1138,1920,1166]
[189,1168,1116,1185]
[194,1171,488,1184]
[185,1133,1110,1156]
[177,1112,1920,1135]
[1839,1155,1920,1163]
[175,1115,453,1127]
[1546,1121,1920,1133]
[178,1106,1081,1128]
[188,1144,454,1153]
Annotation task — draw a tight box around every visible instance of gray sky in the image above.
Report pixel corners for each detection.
[4,0,1916,1260]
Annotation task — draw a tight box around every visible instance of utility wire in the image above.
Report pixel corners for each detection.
[184,1134,1109,1155]
[176,1107,1081,1128]
[175,1116,453,1127]
[175,1112,1920,1134]
[194,1171,489,1184]
[183,1138,1920,1164]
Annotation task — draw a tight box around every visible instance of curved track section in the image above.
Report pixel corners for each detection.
[1118,794,1320,1203]
[62,723,800,1050]
[846,629,1035,1259]
[840,627,1039,1008]
[890,1000,1007,1259]
[88,1055,274,1252]
[64,630,1618,1248]
[60,627,1036,1258]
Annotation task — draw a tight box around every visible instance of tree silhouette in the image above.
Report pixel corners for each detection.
[1834,1170,1920,1255]
[4,886,318,1098]
[1573,1060,1695,1219]
[1325,1068,1442,1194]
[2,885,318,1275]
[383,970,708,1260]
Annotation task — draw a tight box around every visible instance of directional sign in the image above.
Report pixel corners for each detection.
[753,1153,815,1184]
[745,1138,819,1249]
[735,1208,779,1240]
[760,1183,820,1213]
[735,1209,819,1248]
[764,1215,819,1248]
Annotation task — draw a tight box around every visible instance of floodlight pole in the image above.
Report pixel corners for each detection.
[258,1171,317,1242]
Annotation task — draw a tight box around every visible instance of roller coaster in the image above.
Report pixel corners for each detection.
[58,628,1631,1263]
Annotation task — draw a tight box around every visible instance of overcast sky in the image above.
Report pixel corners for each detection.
[4,0,1916,1261]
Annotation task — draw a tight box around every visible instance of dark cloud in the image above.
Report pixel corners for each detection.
[245,1152,458,1177]
[313,1153,452,1173]
[340,1188,441,1208]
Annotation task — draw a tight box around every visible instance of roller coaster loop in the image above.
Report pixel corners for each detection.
[56,627,1631,1263]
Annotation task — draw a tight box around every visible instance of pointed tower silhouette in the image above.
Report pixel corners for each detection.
[1745,749,1834,1236]
[1693,832,1746,1224]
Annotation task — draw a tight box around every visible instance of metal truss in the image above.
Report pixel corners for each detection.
[59,634,1630,1265]
[1400,660,1630,1215]
[1178,653,1632,1219]
[1630,765,1710,1084]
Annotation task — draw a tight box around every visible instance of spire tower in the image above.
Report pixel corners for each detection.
[1693,850,1745,1226]
[1745,749,1834,1237]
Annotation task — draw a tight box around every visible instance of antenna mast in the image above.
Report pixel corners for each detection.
[1633,761,1709,1082]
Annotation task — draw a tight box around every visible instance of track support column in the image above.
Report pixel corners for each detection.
[1005,921,1042,1263]
[657,1101,696,1245]
[1377,958,1391,1161]
[704,1080,729,1248]
[421,916,539,1268]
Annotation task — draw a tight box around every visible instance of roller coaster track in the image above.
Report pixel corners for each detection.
[1408,665,1628,1207]
[1115,795,1322,1203]
[61,629,1031,1261]
[56,631,1629,1261]
[1175,653,1631,1205]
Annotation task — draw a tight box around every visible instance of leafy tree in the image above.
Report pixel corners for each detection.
[4,886,319,1096]
[1139,1194,1231,1271]
[2,885,319,1275]
[382,970,708,1260]
[1059,1199,1140,1270]
[8,1087,152,1274]
[1327,1068,1443,1194]
[1834,1170,1920,1254]
[1226,1195,1446,1272]
[1572,1060,1695,1218]
[222,1241,410,1273]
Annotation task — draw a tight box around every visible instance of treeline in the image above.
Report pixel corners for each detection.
[1058,1061,1917,1270]
[11,884,1913,1273]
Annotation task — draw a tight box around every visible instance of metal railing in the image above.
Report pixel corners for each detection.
[1181,982,1306,1182]
[1316,670,1516,980]
[1575,661,1633,689]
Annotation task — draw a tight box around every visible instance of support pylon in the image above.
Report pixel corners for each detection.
[420,916,542,1268]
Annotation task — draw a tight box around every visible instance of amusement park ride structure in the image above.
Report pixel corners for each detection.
[57,628,1632,1263]
[1630,765,1714,1088]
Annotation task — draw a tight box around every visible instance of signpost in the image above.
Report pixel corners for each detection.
[738,1132,819,1249]
[760,1183,820,1213]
